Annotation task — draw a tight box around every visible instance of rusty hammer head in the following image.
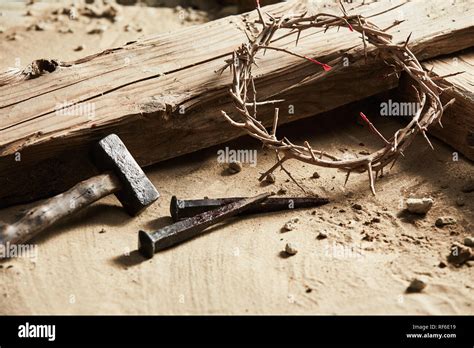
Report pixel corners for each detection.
[91,134,159,216]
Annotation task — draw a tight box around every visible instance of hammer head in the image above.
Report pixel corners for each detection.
[92,134,160,216]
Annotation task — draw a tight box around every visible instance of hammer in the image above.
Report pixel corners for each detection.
[0,134,159,246]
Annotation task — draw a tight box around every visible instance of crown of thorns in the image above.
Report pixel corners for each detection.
[219,2,454,194]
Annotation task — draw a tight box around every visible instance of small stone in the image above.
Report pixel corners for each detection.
[456,197,465,207]
[435,216,456,227]
[265,173,276,184]
[99,228,106,234]
[464,236,474,247]
[447,243,473,266]
[406,278,427,293]
[58,27,73,34]
[359,150,370,155]
[406,198,433,214]
[28,22,46,31]
[74,44,84,51]
[283,218,299,231]
[285,243,298,255]
[312,171,320,179]
[438,261,447,268]
[277,188,287,195]
[6,32,17,41]
[352,203,362,210]
[87,25,107,34]
[227,161,242,174]
[316,232,327,240]
[461,180,474,193]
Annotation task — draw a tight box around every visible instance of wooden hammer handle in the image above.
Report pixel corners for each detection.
[0,173,121,246]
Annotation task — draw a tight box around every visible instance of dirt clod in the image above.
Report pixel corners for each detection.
[435,216,456,227]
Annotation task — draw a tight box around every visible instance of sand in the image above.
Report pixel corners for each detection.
[0,0,473,315]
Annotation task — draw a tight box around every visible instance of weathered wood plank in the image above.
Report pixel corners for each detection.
[0,0,473,207]
[424,50,474,160]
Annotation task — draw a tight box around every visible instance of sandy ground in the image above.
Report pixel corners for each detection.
[0,0,473,315]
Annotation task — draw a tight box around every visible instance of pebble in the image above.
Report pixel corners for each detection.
[352,203,362,210]
[6,32,17,41]
[312,171,320,179]
[87,25,107,34]
[435,216,456,227]
[461,180,474,193]
[265,173,276,184]
[464,236,474,247]
[30,22,46,31]
[406,278,427,293]
[447,243,473,265]
[227,161,242,174]
[456,197,465,207]
[285,243,298,255]
[316,232,327,240]
[277,188,287,195]
[406,197,433,214]
[74,44,85,51]
[283,218,299,231]
[58,27,74,34]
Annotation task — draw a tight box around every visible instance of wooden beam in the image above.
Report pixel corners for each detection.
[423,50,474,160]
[0,0,473,207]
[394,49,474,160]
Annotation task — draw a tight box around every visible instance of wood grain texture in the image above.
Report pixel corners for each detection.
[424,50,474,160]
[0,0,473,207]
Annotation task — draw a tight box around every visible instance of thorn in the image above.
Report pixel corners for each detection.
[344,170,351,186]
[404,32,412,48]
[421,131,434,150]
[295,29,301,47]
